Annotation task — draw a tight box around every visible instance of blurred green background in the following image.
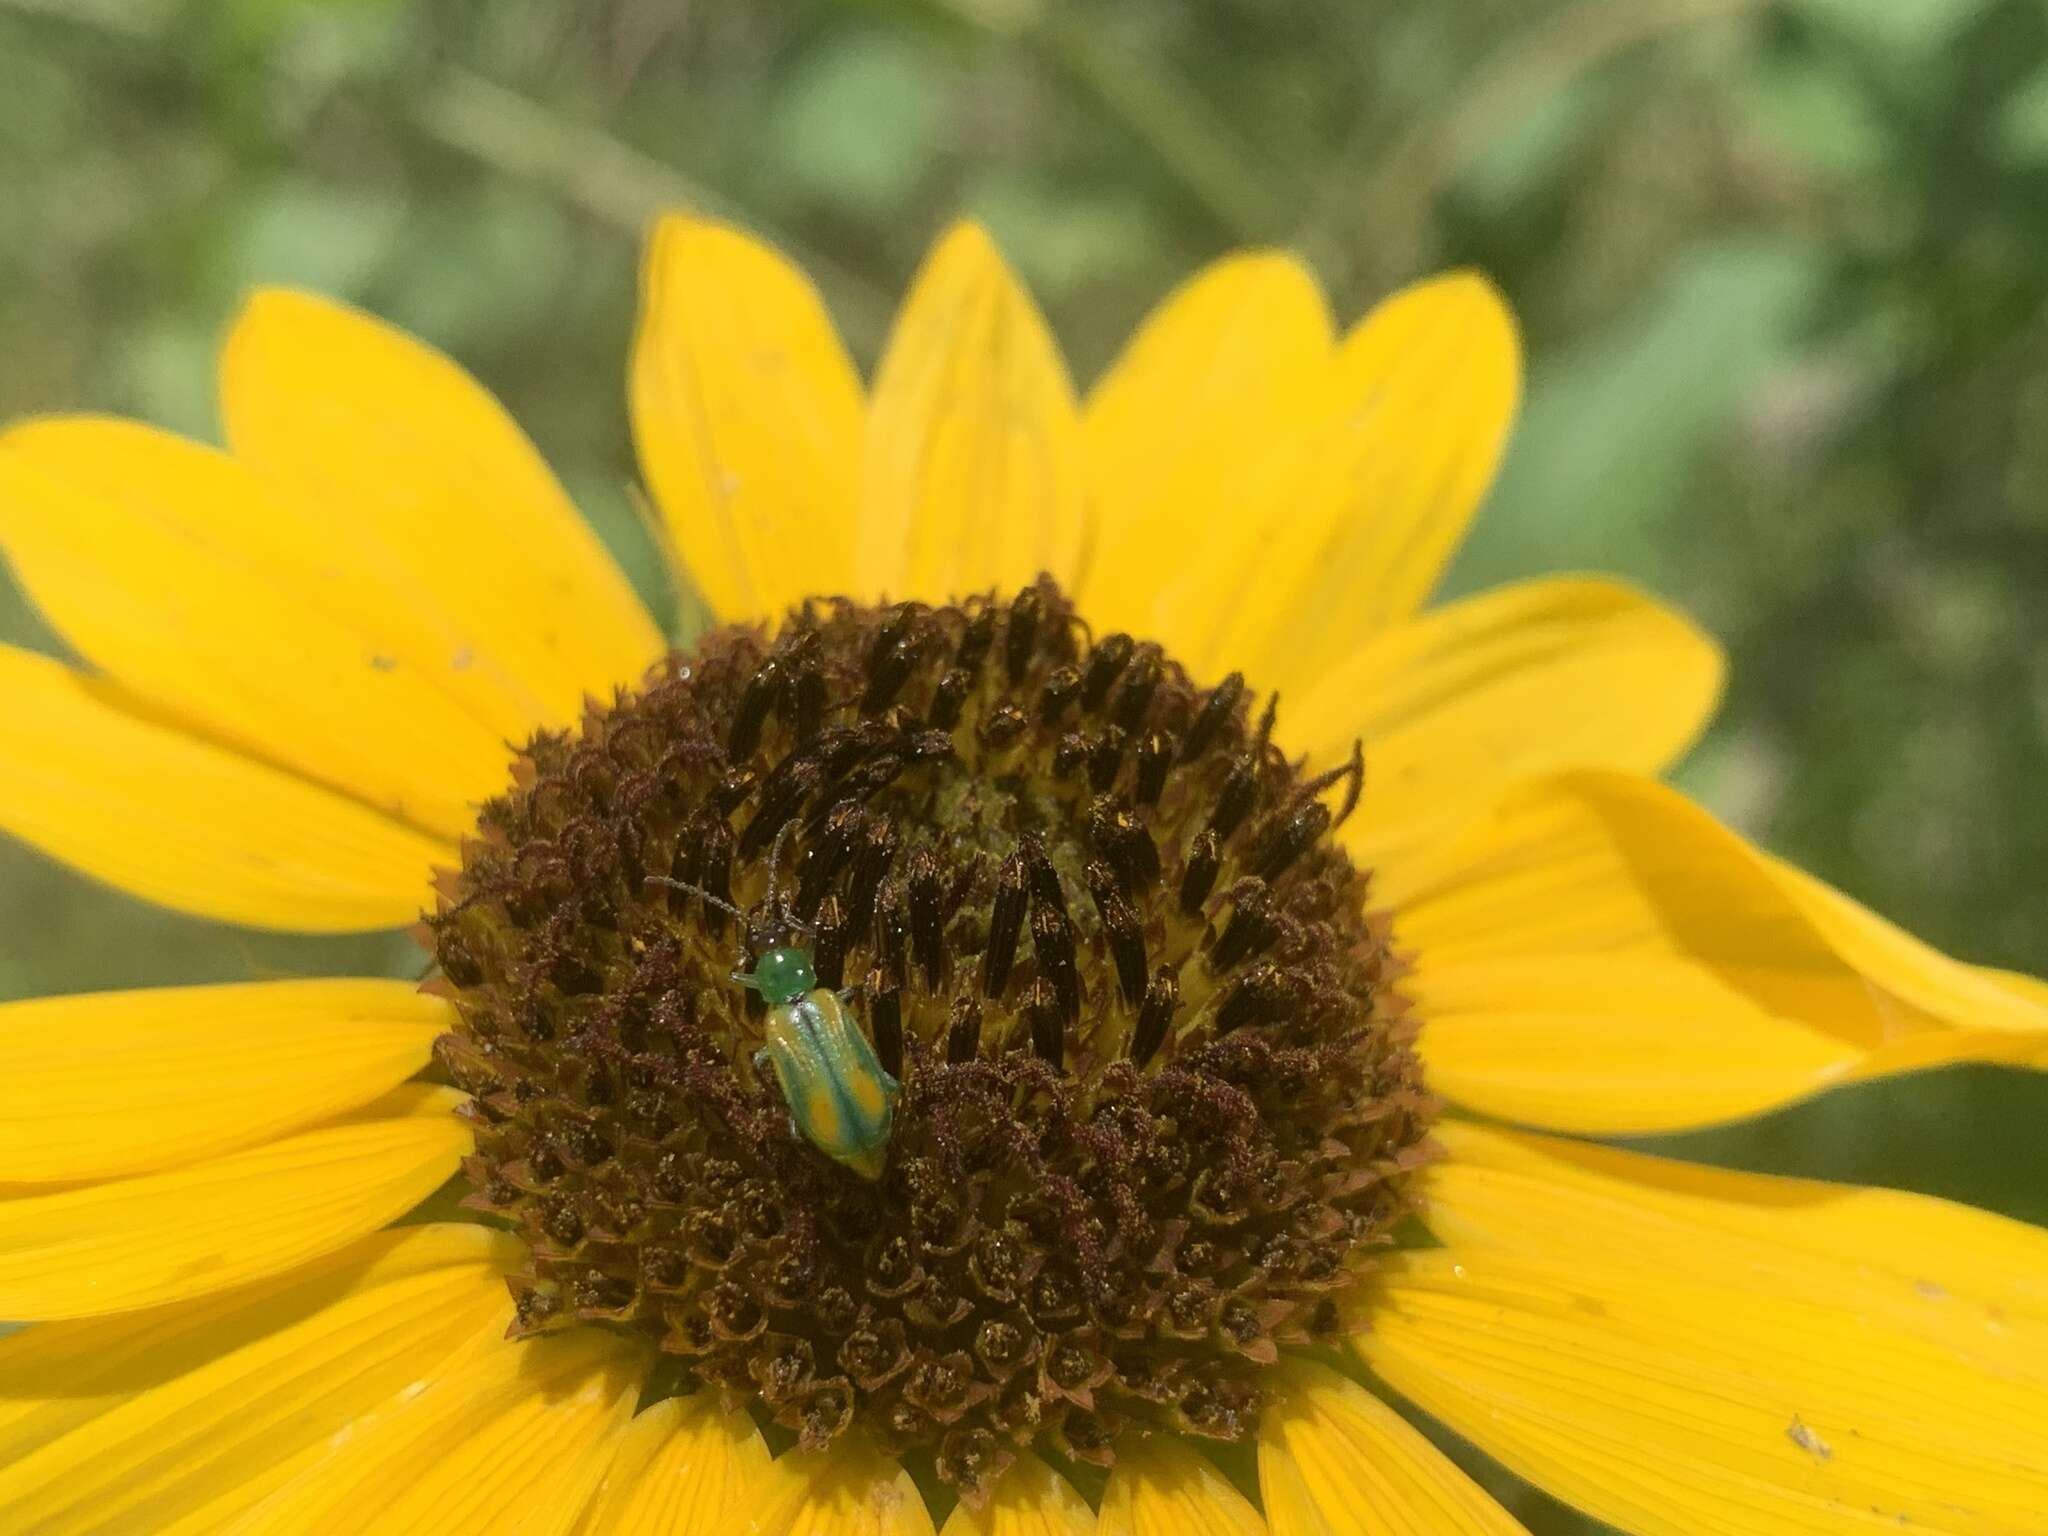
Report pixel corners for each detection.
[1,1,2044,1527]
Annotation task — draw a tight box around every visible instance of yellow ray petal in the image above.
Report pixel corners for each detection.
[856,222,1085,604]
[632,216,865,624]
[1173,272,1521,690]
[1357,1246,2048,1536]
[0,978,446,1185]
[1982,964,2048,1009]
[224,1325,643,1536]
[0,1084,470,1319]
[1078,251,1334,653]
[0,1223,519,1536]
[1761,851,2048,1036]
[0,412,544,749]
[1258,1360,1529,1536]
[572,1393,769,1536]
[220,289,661,726]
[1294,577,1722,865]
[0,418,514,841]
[1413,956,1863,1134]
[1097,1435,1267,1536]
[0,1221,511,1474]
[939,1454,1094,1536]
[720,1437,937,1536]
[1384,770,2048,1134]
[1385,770,1919,1034]
[1424,1121,2048,1376]
[0,644,448,932]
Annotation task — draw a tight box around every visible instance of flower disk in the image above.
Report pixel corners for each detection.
[429,578,1432,1492]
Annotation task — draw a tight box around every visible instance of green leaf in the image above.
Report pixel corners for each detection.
[222,176,405,298]
[1788,0,1997,61]
[766,33,948,213]
[1441,238,1824,599]
[1996,64,2048,162]
[1738,55,1890,179]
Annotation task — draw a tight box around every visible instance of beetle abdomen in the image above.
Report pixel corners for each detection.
[762,990,899,1179]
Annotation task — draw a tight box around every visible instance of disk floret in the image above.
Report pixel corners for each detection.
[428,577,1432,1490]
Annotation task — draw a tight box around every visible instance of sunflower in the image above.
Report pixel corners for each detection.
[2,217,2046,1536]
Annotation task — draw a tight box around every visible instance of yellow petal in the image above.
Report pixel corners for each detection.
[0,644,449,932]
[0,1223,519,1536]
[1295,577,1722,865]
[1412,956,1860,1134]
[573,1393,769,1536]
[1982,964,2048,1009]
[1386,770,1914,1033]
[1173,271,1521,690]
[1387,770,2048,1134]
[0,418,513,841]
[720,1437,936,1536]
[1258,1359,1529,1536]
[0,1084,470,1319]
[1097,1435,1266,1536]
[220,289,662,726]
[632,216,865,623]
[225,1326,643,1536]
[1762,851,2048,1036]
[1424,1121,2048,1377]
[939,1454,1094,1536]
[0,413,542,751]
[1357,1246,2048,1536]
[856,222,1085,603]
[1078,251,1334,653]
[0,978,446,1185]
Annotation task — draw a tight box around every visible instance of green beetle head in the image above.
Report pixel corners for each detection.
[741,945,817,1007]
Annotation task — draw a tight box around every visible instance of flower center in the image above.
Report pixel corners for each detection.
[428,578,1432,1491]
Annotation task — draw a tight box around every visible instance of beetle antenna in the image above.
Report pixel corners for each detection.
[645,875,750,923]
[764,820,799,928]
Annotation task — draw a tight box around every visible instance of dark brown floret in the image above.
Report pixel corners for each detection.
[426,578,1431,1493]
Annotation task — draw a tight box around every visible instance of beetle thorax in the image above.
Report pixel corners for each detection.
[752,945,819,1007]
[424,578,1432,1494]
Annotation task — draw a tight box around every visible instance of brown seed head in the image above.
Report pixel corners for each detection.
[427,578,1431,1490]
